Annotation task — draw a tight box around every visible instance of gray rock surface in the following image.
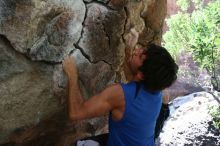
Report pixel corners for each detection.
[0,0,167,143]
[0,36,61,141]
[78,3,126,65]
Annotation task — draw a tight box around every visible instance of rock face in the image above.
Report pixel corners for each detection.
[168,50,212,100]
[0,36,61,142]
[0,0,167,144]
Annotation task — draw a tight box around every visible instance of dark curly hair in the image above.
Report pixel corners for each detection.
[139,43,178,92]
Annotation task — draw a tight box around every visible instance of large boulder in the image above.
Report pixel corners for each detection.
[168,50,212,100]
[0,0,167,144]
[0,36,61,142]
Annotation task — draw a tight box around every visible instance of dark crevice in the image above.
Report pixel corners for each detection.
[100,14,113,69]
[74,2,91,62]
[106,0,111,5]
[102,21,111,51]
[58,83,65,89]
[94,60,113,68]
[28,55,62,64]
[73,44,112,69]
[35,59,61,65]
[73,44,91,62]
[120,6,128,66]
[84,0,109,4]
[73,47,113,71]
[83,0,89,4]
[122,6,129,44]
[74,2,113,69]
[207,91,220,104]
[76,2,87,46]
[94,60,113,71]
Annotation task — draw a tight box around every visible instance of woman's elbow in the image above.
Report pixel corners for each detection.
[68,113,79,122]
[69,112,85,122]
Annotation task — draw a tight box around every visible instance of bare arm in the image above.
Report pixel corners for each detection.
[62,56,84,120]
[63,56,124,121]
[162,89,170,104]
[73,84,124,120]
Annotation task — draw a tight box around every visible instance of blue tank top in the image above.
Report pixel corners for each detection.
[108,81,162,146]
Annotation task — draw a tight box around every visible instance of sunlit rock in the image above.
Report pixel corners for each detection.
[158,92,220,145]
[0,0,167,144]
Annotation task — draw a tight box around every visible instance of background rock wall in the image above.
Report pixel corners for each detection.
[0,0,167,144]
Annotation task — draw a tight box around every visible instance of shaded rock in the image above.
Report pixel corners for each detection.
[168,50,212,100]
[108,0,127,10]
[0,36,61,143]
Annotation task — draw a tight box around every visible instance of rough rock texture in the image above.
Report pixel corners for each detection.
[0,0,85,62]
[0,36,62,141]
[0,0,167,144]
[168,50,212,100]
[158,92,220,146]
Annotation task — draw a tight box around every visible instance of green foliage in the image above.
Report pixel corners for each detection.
[163,0,220,126]
[176,0,191,11]
[190,1,220,72]
[193,0,205,9]
[176,0,204,11]
[162,12,192,58]
[163,0,220,88]
[208,105,220,129]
